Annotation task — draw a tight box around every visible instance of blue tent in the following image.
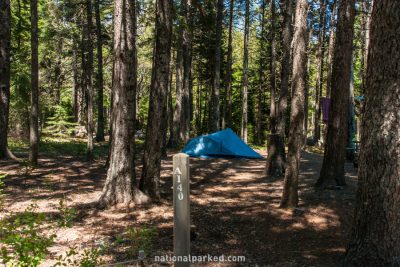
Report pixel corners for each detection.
[182,128,263,159]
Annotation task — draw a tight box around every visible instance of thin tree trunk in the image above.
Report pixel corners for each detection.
[269,0,277,133]
[326,0,337,97]
[195,77,202,133]
[211,0,224,132]
[54,39,63,105]
[241,0,250,143]
[99,0,147,206]
[265,0,289,177]
[95,0,105,142]
[29,0,39,165]
[277,0,293,139]
[167,51,174,151]
[280,0,308,208]
[344,1,400,263]
[170,0,188,146]
[0,0,11,159]
[182,0,192,141]
[316,0,356,188]
[72,47,81,123]
[304,20,313,144]
[364,0,373,69]
[140,0,172,199]
[223,0,234,129]
[83,0,94,161]
[313,0,327,144]
[256,0,266,145]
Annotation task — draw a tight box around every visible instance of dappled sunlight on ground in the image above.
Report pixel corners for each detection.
[0,147,358,266]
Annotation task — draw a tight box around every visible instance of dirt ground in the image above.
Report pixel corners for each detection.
[0,148,358,266]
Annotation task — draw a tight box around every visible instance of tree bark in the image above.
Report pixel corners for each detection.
[326,0,337,97]
[280,0,308,208]
[241,0,249,143]
[182,0,192,141]
[364,0,373,69]
[222,0,234,129]
[313,0,327,144]
[140,0,172,199]
[277,0,293,139]
[0,0,11,159]
[269,0,277,133]
[316,0,355,188]
[72,47,81,123]
[83,0,94,161]
[99,0,147,206]
[29,0,39,165]
[304,20,313,145]
[95,0,105,142]
[344,1,400,264]
[211,0,224,132]
[255,0,266,145]
[170,0,190,146]
[265,0,288,177]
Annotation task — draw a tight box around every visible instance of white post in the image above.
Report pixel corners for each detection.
[173,153,190,267]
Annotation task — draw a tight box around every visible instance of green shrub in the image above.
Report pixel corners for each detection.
[53,245,106,267]
[0,204,55,267]
[79,246,104,267]
[42,105,79,137]
[125,225,157,257]
[57,199,77,228]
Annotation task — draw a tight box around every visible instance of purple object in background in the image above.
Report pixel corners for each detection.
[321,97,331,123]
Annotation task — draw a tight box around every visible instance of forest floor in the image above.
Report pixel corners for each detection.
[0,137,358,266]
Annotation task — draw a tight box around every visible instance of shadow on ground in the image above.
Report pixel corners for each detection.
[0,147,358,266]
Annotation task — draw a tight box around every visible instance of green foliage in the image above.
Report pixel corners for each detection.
[124,225,157,257]
[0,204,55,267]
[56,199,77,228]
[53,247,78,267]
[53,245,105,267]
[79,246,105,267]
[43,106,79,137]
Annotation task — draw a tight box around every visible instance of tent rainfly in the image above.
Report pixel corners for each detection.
[181,128,263,159]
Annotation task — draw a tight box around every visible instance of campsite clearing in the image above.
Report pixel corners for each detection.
[0,147,358,266]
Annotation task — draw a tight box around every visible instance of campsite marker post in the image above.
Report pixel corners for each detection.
[173,153,190,267]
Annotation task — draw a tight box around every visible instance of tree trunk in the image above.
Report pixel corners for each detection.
[95,0,105,142]
[344,1,400,263]
[280,0,308,208]
[0,0,11,159]
[140,0,172,199]
[277,0,293,139]
[170,0,190,146]
[313,0,327,144]
[241,0,249,143]
[364,0,373,69]
[255,0,266,145]
[304,21,313,144]
[222,0,234,129]
[29,0,39,165]
[326,0,337,97]
[211,0,224,132]
[182,0,192,141]
[265,0,289,177]
[54,39,63,105]
[83,0,94,161]
[171,31,183,146]
[166,52,174,155]
[316,0,355,188]
[72,47,81,123]
[268,0,277,133]
[99,0,147,206]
